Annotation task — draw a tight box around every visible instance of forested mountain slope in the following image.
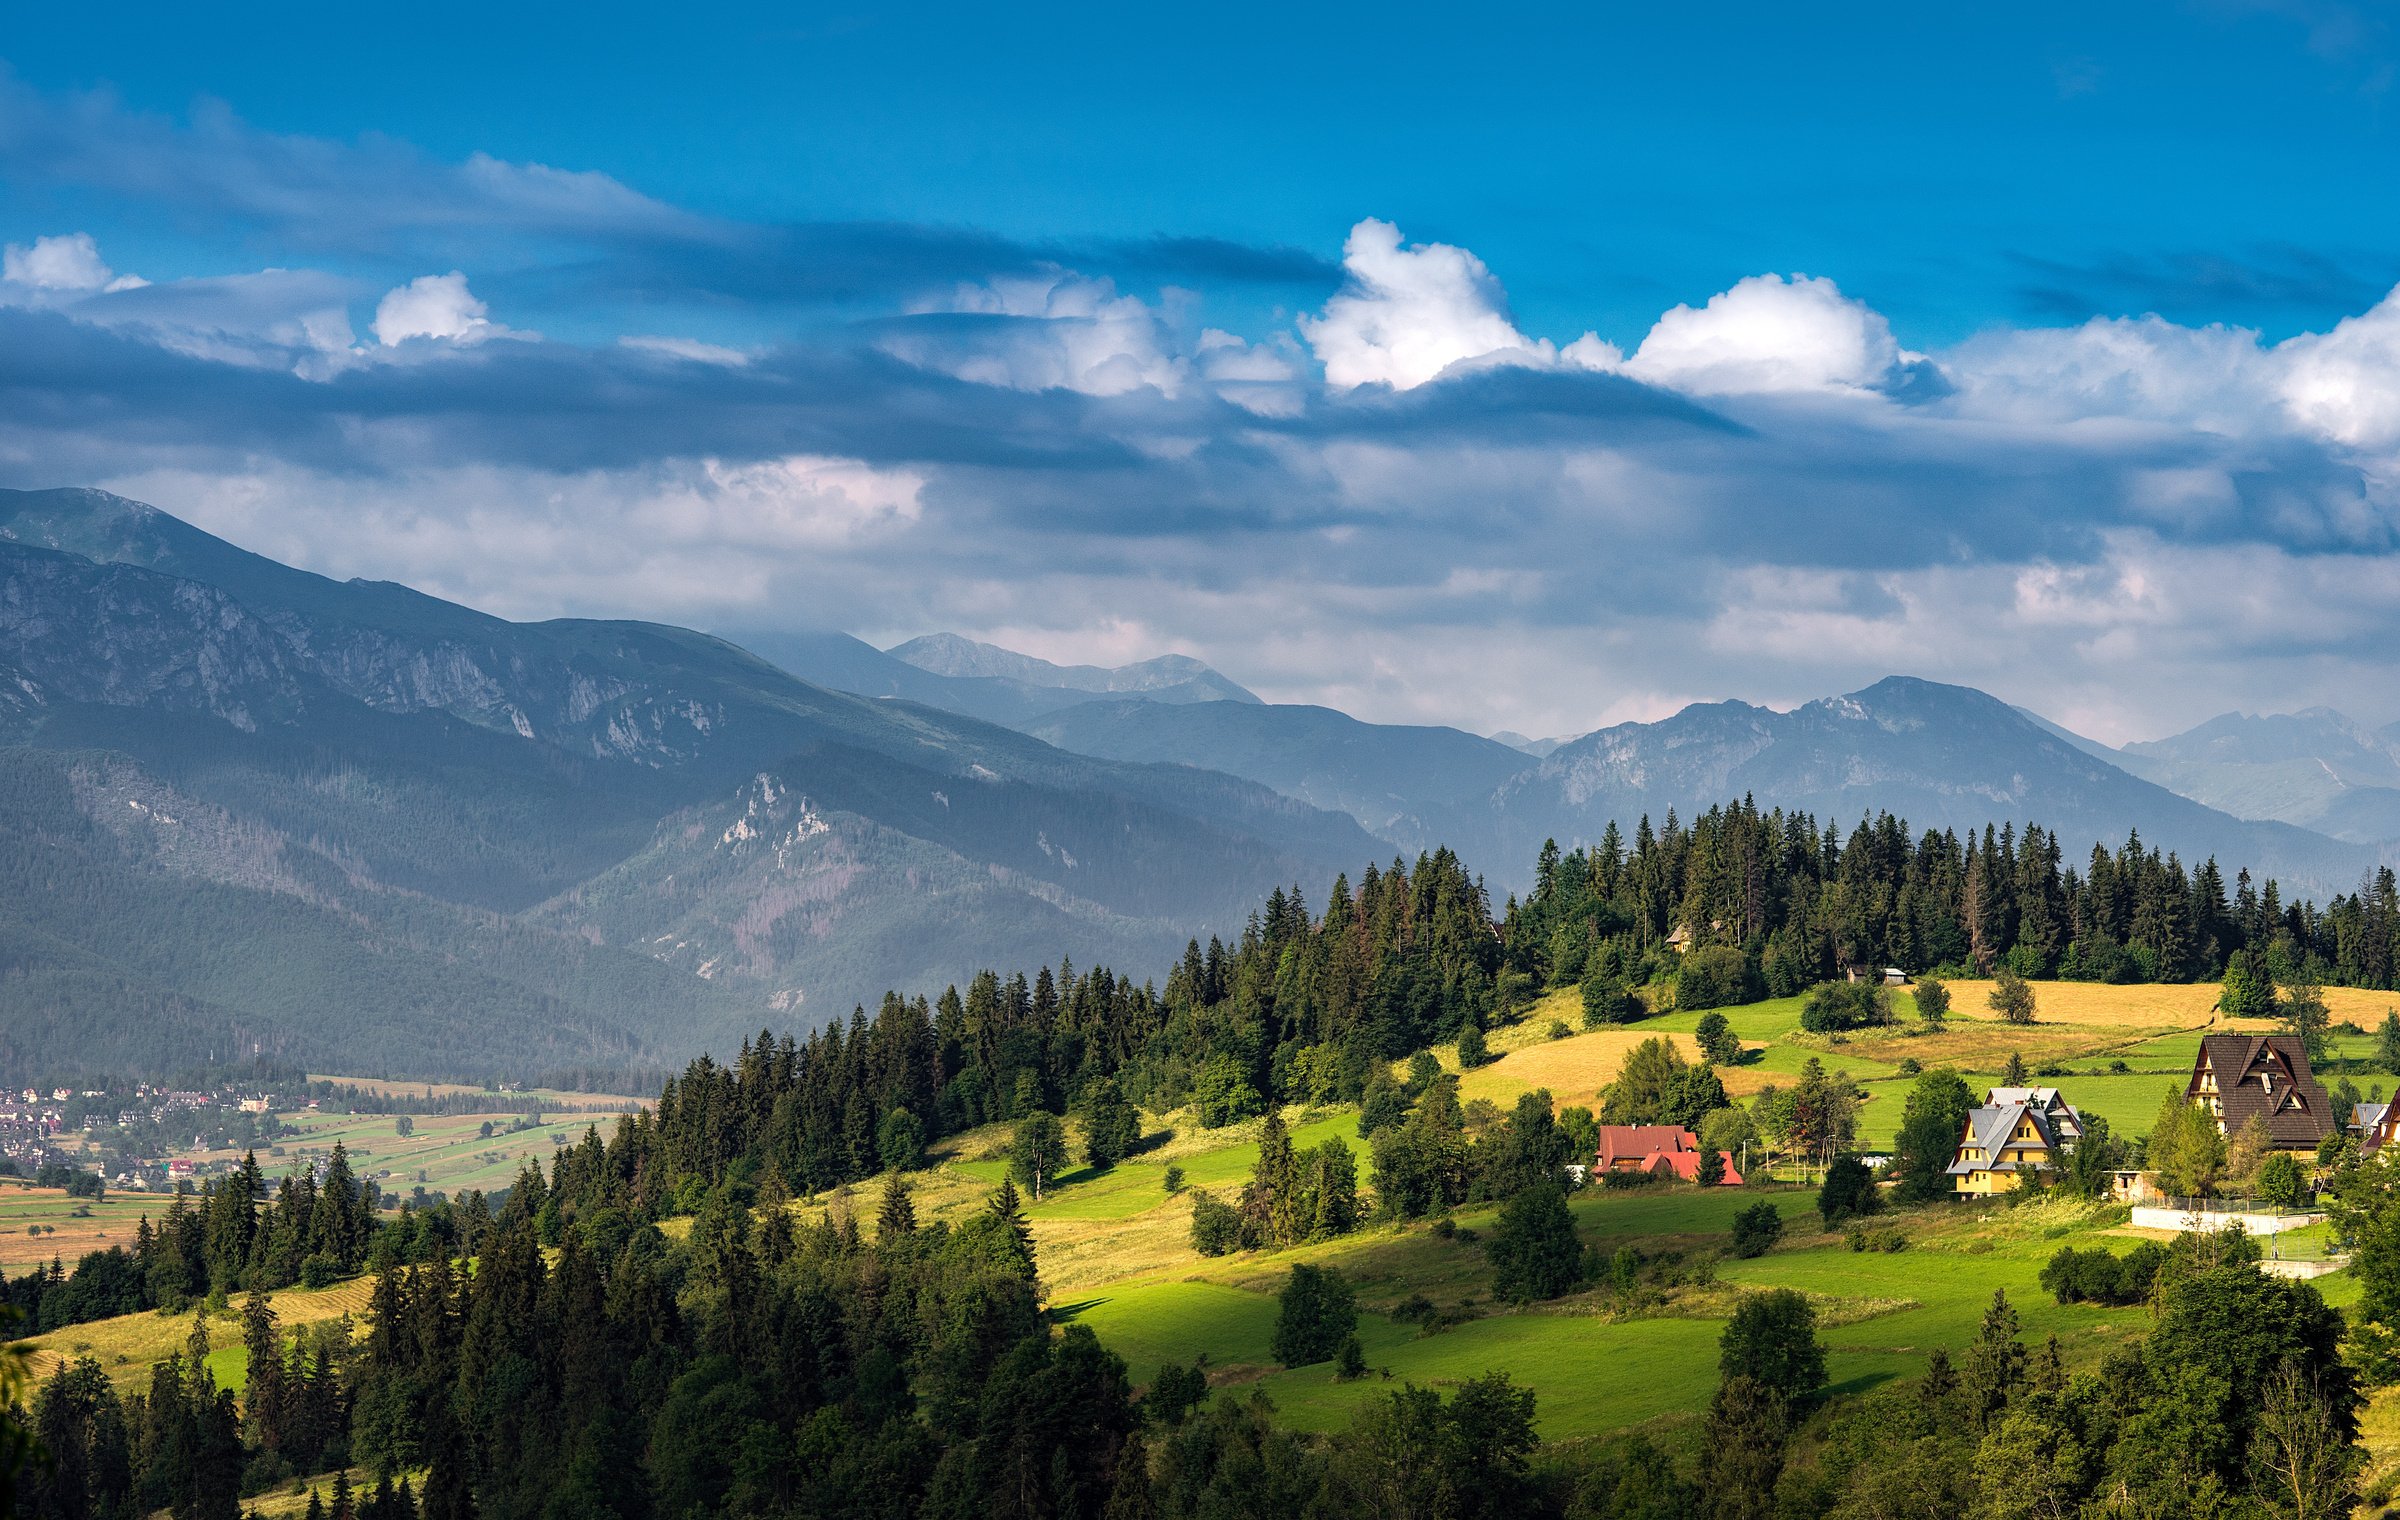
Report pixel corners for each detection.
[0,489,1378,1080]
[1465,677,2376,897]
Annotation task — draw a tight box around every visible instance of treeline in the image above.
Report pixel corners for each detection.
[11,1141,2368,1519]
[1507,800,2400,997]
[578,806,2400,1211]
[11,1157,1565,1520]
[0,1144,459,1338]
[572,849,1502,1204]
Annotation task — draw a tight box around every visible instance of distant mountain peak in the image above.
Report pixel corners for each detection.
[885,632,1258,702]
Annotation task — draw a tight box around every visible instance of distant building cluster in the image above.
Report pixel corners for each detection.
[0,1094,66,1170]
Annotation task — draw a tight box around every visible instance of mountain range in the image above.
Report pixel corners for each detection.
[0,488,1375,1079]
[1,485,2391,1082]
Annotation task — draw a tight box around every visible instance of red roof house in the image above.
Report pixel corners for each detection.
[1595,1125,1743,1185]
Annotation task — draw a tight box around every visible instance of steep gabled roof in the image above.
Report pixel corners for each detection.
[2191,1033,2333,1149]
[1945,1101,2066,1177]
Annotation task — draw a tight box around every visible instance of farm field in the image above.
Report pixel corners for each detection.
[0,1181,161,1273]
[17,1273,378,1395]
[306,1074,650,1107]
[199,1106,643,1199]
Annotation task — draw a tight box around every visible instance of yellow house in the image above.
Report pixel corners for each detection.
[1946,1093,2078,1195]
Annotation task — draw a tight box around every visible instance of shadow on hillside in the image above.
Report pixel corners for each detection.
[1823,1369,1899,1400]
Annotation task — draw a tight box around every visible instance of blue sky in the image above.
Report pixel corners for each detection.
[3,3,2400,740]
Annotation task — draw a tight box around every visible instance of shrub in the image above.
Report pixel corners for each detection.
[1163,1164,1185,1195]
[1486,1182,1584,1303]
[1694,1011,1742,1066]
[1677,945,1760,1011]
[1800,981,1895,1033]
[1334,1335,1367,1381]
[1913,976,1951,1026]
[2038,1241,2164,1305]
[1272,1264,1357,1366]
[1581,974,1641,1027]
[1730,1201,1784,1259]
[1456,1022,1491,1070]
[1816,1154,1879,1224]
[1547,1021,1573,1041]
[1189,1190,1247,1256]
[299,1253,340,1289]
[1146,1361,1210,1425]
[1391,1292,1437,1325]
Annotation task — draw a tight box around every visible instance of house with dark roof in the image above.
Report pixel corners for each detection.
[1945,1094,2080,1196]
[1595,1125,1743,1185]
[2185,1034,2333,1152]
[2363,1103,2400,1157]
[1983,1086,2085,1146]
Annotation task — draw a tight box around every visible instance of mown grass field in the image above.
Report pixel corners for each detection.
[0,1181,163,1274]
[190,1106,644,1200]
[18,1273,378,1395]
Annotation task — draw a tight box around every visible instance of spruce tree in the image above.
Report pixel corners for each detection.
[875,1174,916,1243]
[1961,1290,2026,1433]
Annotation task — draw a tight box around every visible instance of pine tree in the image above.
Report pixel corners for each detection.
[1961,1290,2026,1433]
[1080,1077,1141,1170]
[987,1177,1036,1274]
[875,1173,916,1243]
[1246,1110,1302,1247]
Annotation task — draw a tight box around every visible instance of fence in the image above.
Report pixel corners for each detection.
[2127,1198,2325,1237]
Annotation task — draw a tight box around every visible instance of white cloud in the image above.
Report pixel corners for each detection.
[619,334,752,367]
[102,453,927,626]
[1301,219,1617,390]
[2,232,147,293]
[1625,273,1913,395]
[1940,315,2280,433]
[372,271,498,346]
[2275,287,2400,449]
[891,270,1187,396]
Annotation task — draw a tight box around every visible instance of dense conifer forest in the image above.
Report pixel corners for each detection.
[8,798,2400,1517]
